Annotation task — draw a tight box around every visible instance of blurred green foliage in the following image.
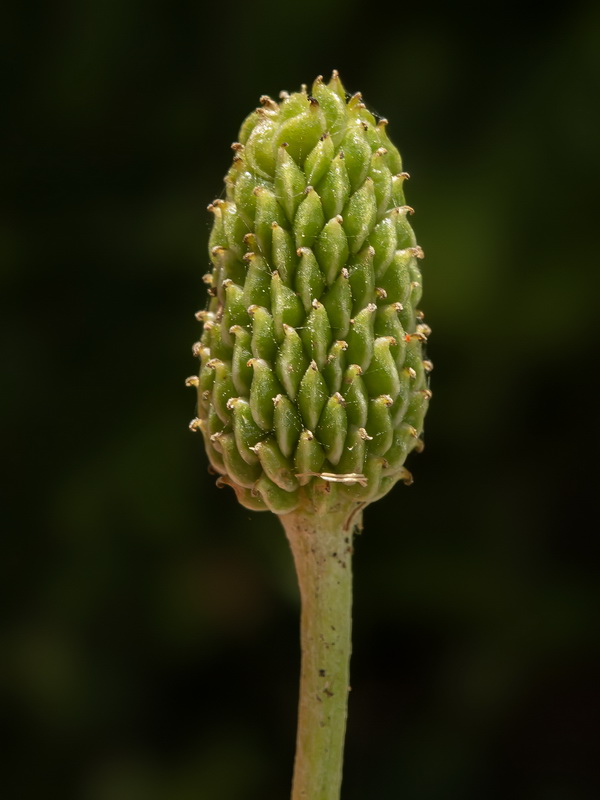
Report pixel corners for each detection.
[2,0,600,798]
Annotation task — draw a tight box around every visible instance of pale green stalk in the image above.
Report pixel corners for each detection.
[280,506,362,800]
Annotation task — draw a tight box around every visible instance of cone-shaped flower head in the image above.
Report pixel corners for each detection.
[189,72,430,515]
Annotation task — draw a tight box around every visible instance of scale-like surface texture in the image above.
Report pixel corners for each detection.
[189,72,430,514]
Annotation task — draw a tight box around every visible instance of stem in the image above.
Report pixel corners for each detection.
[280,505,362,800]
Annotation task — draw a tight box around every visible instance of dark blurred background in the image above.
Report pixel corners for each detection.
[3,1,600,798]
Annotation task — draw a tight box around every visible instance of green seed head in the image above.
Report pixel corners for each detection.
[190,72,430,515]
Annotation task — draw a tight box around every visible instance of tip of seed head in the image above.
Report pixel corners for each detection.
[259,95,277,109]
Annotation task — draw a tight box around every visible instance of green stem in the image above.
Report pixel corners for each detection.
[280,504,362,800]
